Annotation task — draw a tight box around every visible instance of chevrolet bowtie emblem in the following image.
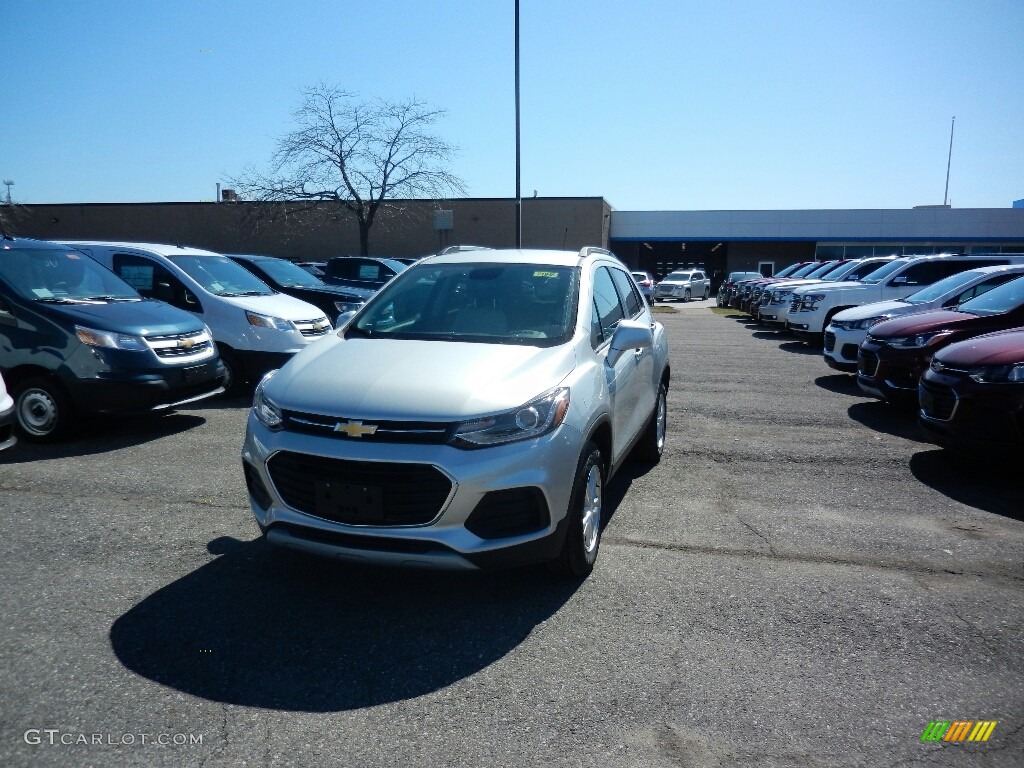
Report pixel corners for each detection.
[334,420,378,438]
[179,337,195,349]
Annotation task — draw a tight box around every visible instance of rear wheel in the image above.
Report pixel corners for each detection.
[703,286,710,300]
[551,442,604,578]
[14,376,75,442]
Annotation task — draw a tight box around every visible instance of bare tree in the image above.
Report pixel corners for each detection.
[230,85,466,255]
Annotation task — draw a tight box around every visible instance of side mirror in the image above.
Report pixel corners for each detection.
[183,289,201,308]
[0,296,15,326]
[607,319,653,367]
[335,310,357,330]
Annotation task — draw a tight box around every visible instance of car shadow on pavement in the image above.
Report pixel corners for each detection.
[109,536,582,712]
[910,449,1024,522]
[0,413,206,463]
[776,340,819,356]
[814,374,862,396]
[846,401,926,442]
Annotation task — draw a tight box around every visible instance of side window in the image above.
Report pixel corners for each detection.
[609,267,642,317]
[328,260,354,279]
[112,254,200,312]
[590,301,604,348]
[890,261,948,287]
[954,274,1018,304]
[592,267,625,342]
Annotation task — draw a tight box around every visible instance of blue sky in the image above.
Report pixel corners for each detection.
[4,0,1022,210]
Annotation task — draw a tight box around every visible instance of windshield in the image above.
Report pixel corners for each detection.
[903,270,986,304]
[774,263,805,278]
[170,255,275,296]
[349,262,579,346]
[250,258,324,288]
[859,259,911,284]
[789,263,822,278]
[0,247,140,303]
[664,271,693,281]
[729,272,761,281]
[957,274,1024,316]
[799,261,838,279]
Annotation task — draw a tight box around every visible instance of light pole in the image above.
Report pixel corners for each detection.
[514,0,521,248]
[943,116,955,207]
[2,180,13,205]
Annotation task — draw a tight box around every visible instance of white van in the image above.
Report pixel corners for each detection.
[63,242,332,391]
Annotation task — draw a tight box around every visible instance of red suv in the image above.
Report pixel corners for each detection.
[857,275,1024,405]
[918,326,1024,456]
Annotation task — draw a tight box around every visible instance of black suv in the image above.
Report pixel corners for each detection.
[227,254,372,326]
[322,256,407,291]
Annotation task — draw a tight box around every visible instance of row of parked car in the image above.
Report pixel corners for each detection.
[718,254,1024,457]
[0,236,435,445]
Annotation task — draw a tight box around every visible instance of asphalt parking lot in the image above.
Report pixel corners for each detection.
[1,300,1022,768]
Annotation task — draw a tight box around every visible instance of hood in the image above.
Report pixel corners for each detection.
[269,336,579,420]
[869,309,976,338]
[35,298,203,336]
[833,300,909,322]
[933,327,1024,367]
[219,292,326,320]
[795,280,865,294]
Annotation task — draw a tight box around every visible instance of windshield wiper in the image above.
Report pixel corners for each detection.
[220,290,269,297]
[34,296,85,304]
[82,295,139,302]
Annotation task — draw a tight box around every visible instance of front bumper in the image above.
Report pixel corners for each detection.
[241,414,585,570]
[67,357,226,413]
[0,401,16,452]
[823,325,868,371]
[919,372,1024,456]
[855,343,924,404]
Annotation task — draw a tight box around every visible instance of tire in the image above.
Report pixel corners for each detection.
[703,287,710,300]
[551,442,604,579]
[14,376,75,442]
[683,289,691,302]
[634,381,667,464]
[217,346,247,397]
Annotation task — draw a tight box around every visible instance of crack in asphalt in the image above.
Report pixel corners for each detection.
[601,535,1024,584]
[736,516,777,556]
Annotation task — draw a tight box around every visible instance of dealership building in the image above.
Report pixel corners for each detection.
[8,198,1024,285]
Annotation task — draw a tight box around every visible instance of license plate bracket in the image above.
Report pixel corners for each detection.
[315,481,384,523]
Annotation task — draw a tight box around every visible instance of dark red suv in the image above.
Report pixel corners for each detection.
[856,275,1024,405]
[918,326,1024,456]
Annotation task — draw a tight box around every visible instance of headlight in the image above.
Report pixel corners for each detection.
[968,363,1024,383]
[885,330,954,348]
[246,311,295,331]
[800,293,826,311]
[333,300,363,314]
[450,387,570,448]
[252,371,283,430]
[75,325,145,351]
[201,323,215,341]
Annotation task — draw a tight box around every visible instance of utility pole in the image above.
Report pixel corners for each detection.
[943,116,955,206]
[514,0,522,248]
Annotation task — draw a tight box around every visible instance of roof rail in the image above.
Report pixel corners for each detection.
[578,246,612,259]
[438,245,494,255]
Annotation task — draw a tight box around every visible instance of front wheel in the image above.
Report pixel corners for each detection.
[683,289,691,302]
[551,442,604,578]
[703,287,710,300]
[14,376,75,442]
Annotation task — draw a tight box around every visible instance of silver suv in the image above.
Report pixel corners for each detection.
[242,247,671,577]
[655,269,709,302]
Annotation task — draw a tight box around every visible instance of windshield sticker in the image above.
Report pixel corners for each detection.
[533,271,559,278]
[31,288,54,298]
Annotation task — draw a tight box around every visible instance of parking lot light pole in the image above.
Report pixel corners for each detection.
[515,0,522,249]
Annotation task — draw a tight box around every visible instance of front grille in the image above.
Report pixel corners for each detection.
[294,317,332,337]
[282,410,453,444]
[267,451,453,526]
[858,351,880,378]
[465,488,550,540]
[823,331,836,352]
[243,461,272,511]
[919,381,957,421]
[146,330,214,361]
